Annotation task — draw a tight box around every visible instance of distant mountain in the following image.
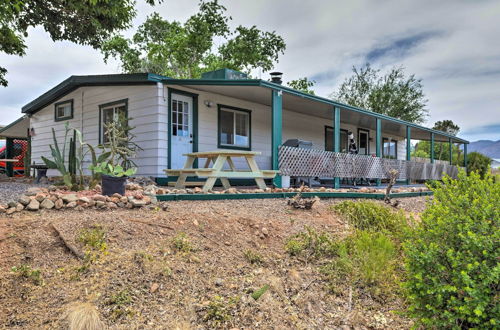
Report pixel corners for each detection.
[468,140,500,158]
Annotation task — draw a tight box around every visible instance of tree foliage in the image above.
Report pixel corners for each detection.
[467,151,492,179]
[404,171,499,328]
[101,0,286,78]
[0,0,160,86]
[332,64,428,124]
[287,77,315,95]
[433,120,460,136]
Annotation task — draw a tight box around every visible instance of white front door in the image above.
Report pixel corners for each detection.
[171,93,193,168]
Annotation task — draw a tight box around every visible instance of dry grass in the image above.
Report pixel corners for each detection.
[0,197,430,329]
[65,302,105,330]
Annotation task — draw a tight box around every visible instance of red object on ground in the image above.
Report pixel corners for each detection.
[0,139,28,175]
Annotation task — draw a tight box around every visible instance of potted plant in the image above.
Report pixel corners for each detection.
[89,115,141,196]
[91,162,136,196]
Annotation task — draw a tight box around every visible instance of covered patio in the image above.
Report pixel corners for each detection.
[0,116,30,177]
[165,78,468,189]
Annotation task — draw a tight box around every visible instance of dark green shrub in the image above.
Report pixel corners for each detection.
[403,171,499,328]
[332,200,409,238]
[467,151,492,179]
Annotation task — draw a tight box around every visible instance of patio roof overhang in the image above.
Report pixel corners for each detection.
[164,78,468,144]
[0,116,29,139]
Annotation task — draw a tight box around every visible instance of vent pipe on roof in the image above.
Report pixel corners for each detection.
[270,72,283,84]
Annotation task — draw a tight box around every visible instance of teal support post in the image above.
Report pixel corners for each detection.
[375,118,382,186]
[406,125,411,185]
[5,138,13,177]
[272,90,282,187]
[333,107,341,189]
[463,143,467,171]
[449,138,453,165]
[430,132,435,164]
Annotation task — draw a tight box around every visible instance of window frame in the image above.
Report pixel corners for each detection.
[382,137,398,159]
[324,126,349,153]
[98,99,128,144]
[54,99,74,122]
[217,104,252,151]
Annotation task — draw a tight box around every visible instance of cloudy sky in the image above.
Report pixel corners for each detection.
[1,0,499,141]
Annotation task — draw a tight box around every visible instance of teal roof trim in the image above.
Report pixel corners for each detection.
[22,73,168,115]
[164,78,469,144]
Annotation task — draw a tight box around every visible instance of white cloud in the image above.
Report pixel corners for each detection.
[1,0,499,141]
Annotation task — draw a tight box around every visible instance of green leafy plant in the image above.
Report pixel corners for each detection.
[171,232,195,253]
[11,264,43,285]
[204,295,239,327]
[403,171,499,328]
[89,115,140,177]
[285,226,338,260]
[251,284,269,300]
[332,200,410,239]
[467,151,492,179]
[243,249,264,265]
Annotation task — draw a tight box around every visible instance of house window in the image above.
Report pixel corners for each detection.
[218,105,251,149]
[383,138,397,159]
[99,100,128,144]
[54,100,73,121]
[358,129,369,155]
[325,127,349,152]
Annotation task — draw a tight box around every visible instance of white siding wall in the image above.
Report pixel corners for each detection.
[30,84,163,176]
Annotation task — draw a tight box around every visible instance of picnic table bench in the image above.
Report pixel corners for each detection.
[164,150,278,192]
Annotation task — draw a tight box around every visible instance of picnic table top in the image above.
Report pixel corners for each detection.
[0,159,19,162]
[184,150,261,157]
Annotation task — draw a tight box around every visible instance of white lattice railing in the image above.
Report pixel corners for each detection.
[278,146,459,180]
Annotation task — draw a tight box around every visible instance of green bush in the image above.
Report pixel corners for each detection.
[332,200,409,238]
[403,171,500,328]
[467,151,492,179]
[321,230,397,294]
[284,226,338,260]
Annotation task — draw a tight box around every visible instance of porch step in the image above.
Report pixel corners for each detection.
[167,181,205,187]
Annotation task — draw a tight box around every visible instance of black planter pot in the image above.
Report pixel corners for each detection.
[101,175,127,196]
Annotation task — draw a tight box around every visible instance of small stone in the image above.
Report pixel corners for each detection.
[215,278,224,287]
[143,185,157,194]
[62,194,78,203]
[0,205,5,213]
[193,219,199,226]
[120,196,128,203]
[92,194,107,202]
[150,283,159,293]
[75,205,84,212]
[225,188,237,194]
[130,199,147,207]
[40,198,55,209]
[54,199,64,209]
[261,227,269,236]
[25,187,42,196]
[78,197,90,204]
[117,202,125,208]
[107,202,118,209]
[66,201,77,208]
[193,187,202,193]
[6,207,16,215]
[111,193,122,198]
[111,197,120,203]
[94,184,102,191]
[35,193,46,202]
[156,188,166,195]
[8,201,17,208]
[15,203,24,212]
[18,195,31,206]
[224,241,231,246]
[125,202,133,209]
[48,185,58,192]
[95,201,106,208]
[26,199,40,211]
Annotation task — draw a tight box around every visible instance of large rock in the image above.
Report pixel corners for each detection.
[61,194,78,203]
[92,194,107,202]
[26,199,40,211]
[130,199,147,207]
[35,193,46,202]
[78,196,91,204]
[25,187,43,196]
[15,203,24,212]
[18,195,31,206]
[40,198,55,209]
[6,207,16,215]
[54,199,64,209]
[66,201,77,208]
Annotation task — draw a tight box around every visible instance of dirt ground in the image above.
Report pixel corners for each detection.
[0,197,430,329]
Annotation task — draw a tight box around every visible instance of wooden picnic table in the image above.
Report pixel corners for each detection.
[0,159,19,162]
[164,150,278,192]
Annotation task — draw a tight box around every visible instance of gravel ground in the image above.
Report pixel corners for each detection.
[0,182,48,205]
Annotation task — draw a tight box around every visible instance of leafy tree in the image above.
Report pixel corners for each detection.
[101,0,286,78]
[0,0,161,87]
[404,171,499,328]
[467,152,492,179]
[287,77,315,95]
[432,120,460,159]
[332,64,428,124]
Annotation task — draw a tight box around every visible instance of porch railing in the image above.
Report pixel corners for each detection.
[278,146,459,180]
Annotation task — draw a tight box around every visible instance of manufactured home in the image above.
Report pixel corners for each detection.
[0,69,469,187]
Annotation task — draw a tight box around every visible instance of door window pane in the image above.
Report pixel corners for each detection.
[358,130,369,155]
